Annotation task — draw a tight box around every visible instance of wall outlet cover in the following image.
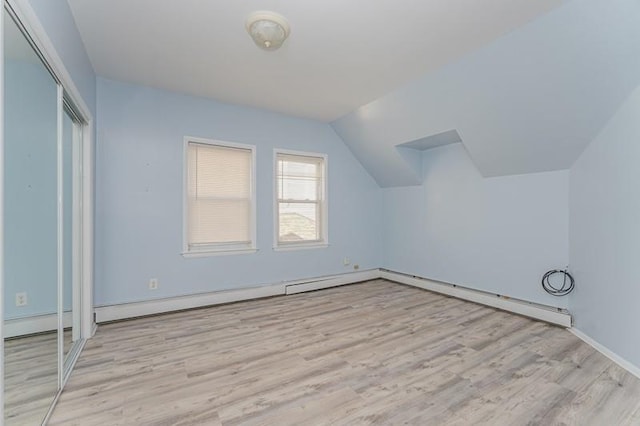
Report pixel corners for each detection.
[149,278,159,290]
[15,292,27,307]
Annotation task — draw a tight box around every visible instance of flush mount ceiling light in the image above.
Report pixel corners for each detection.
[245,11,290,51]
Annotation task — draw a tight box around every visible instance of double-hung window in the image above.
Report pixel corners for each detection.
[275,150,328,249]
[184,137,256,256]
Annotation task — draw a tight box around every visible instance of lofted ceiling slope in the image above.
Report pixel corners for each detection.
[332,0,640,186]
[66,0,563,122]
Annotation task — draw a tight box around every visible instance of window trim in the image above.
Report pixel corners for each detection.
[273,149,328,251]
[182,136,257,257]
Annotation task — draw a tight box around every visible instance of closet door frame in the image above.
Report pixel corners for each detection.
[62,101,85,378]
[0,0,95,422]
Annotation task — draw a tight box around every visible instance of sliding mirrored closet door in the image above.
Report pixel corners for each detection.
[3,4,87,424]
[3,10,59,424]
[62,103,83,369]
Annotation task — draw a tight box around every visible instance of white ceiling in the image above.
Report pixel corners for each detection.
[67,0,563,122]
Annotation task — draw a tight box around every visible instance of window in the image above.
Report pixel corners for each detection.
[275,150,328,249]
[184,138,256,256]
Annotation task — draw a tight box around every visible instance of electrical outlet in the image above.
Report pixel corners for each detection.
[15,292,27,307]
[343,257,351,266]
[148,278,159,290]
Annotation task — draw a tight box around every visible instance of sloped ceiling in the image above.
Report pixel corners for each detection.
[66,0,563,122]
[332,0,640,187]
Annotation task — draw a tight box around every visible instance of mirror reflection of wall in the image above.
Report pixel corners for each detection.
[3,10,60,425]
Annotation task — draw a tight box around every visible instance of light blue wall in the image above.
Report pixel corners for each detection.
[4,60,58,319]
[25,0,96,117]
[382,143,569,307]
[569,84,640,369]
[94,78,382,306]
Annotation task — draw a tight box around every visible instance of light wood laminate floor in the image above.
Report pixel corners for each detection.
[50,280,640,425]
[5,332,58,425]
[5,329,75,425]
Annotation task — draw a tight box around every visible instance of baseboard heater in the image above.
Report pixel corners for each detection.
[94,268,570,327]
[380,269,572,328]
[94,269,379,323]
[284,269,379,294]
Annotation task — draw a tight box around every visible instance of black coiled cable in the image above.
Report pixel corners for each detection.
[542,269,575,296]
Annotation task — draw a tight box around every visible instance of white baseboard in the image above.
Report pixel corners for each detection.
[94,269,380,323]
[569,328,640,380]
[4,312,73,338]
[95,268,572,327]
[380,269,572,328]
[95,283,285,323]
[285,269,380,294]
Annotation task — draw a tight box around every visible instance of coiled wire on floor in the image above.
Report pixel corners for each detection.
[541,269,575,296]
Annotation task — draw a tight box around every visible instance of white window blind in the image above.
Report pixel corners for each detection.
[186,141,254,252]
[276,152,327,246]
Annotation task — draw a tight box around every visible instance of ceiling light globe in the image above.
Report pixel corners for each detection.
[246,11,290,51]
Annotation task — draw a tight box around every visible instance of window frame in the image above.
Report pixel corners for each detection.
[182,136,257,257]
[273,149,328,251]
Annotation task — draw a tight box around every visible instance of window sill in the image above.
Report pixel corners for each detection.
[181,248,258,258]
[273,243,329,252]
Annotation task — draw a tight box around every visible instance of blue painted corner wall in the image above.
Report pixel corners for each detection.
[382,143,569,308]
[94,78,382,306]
[570,83,640,370]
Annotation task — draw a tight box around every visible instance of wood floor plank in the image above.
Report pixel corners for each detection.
[4,331,59,425]
[48,279,640,425]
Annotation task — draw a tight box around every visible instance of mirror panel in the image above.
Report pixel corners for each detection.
[3,10,60,425]
[63,109,73,359]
